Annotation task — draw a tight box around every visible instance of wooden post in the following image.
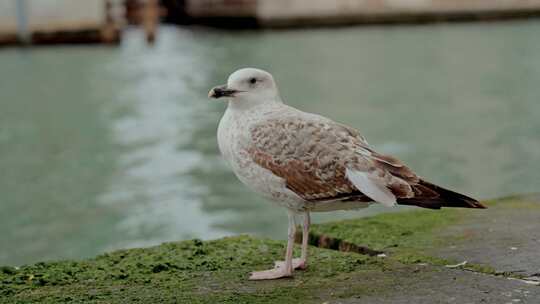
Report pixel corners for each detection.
[101,0,121,44]
[15,0,30,44]
[143,0,159,44]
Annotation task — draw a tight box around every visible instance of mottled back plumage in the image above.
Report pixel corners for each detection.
[247,111,484,209]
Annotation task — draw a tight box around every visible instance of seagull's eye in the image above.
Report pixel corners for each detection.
[249,78,257,85]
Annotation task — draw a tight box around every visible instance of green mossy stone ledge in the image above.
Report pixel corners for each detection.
[308,200,477,268]
[1,195,539,303]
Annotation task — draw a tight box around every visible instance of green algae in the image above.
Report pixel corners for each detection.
[309,195,539,256]
[0,236,392,303]
[0,207,484,303]
[310,207,467,252]
[2,197,537,303]
[308,197,538,275]
[308,201,496,269]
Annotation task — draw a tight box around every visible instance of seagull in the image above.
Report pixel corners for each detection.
[209,68,486,280]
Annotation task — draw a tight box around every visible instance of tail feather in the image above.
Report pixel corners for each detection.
[397,180,486,209]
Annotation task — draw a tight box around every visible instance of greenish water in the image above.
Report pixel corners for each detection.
[1,21,539,266]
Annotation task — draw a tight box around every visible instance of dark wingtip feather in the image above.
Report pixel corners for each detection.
[423,180,487,209]
[398,180,487,210]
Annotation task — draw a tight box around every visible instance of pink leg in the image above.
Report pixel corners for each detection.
[299,212,310,269]
[249,211,296,280]
[273,212,310,270]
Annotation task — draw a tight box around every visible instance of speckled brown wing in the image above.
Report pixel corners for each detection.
[246,116,422,204]
[246,115,485,209]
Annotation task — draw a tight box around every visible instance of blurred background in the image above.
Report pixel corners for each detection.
[1,0,540,266]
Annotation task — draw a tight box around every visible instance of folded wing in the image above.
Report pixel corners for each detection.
[247,115,485,209]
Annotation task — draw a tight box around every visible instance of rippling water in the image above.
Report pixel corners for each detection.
[1,21,540,265]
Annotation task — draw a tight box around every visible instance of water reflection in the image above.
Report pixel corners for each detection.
[98,28,230,251]
[1,21,539,265]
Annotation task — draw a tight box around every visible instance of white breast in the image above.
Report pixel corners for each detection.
[217,106,306,211]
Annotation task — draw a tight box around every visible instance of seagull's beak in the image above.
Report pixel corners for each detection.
[208,85,239,99]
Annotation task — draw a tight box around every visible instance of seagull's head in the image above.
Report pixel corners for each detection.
[208,68,281,106]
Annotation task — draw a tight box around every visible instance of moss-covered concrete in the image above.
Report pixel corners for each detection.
[309,204,472,269]
[0,236,399,303]
[1,196,539,303]
[309,195,540,276]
